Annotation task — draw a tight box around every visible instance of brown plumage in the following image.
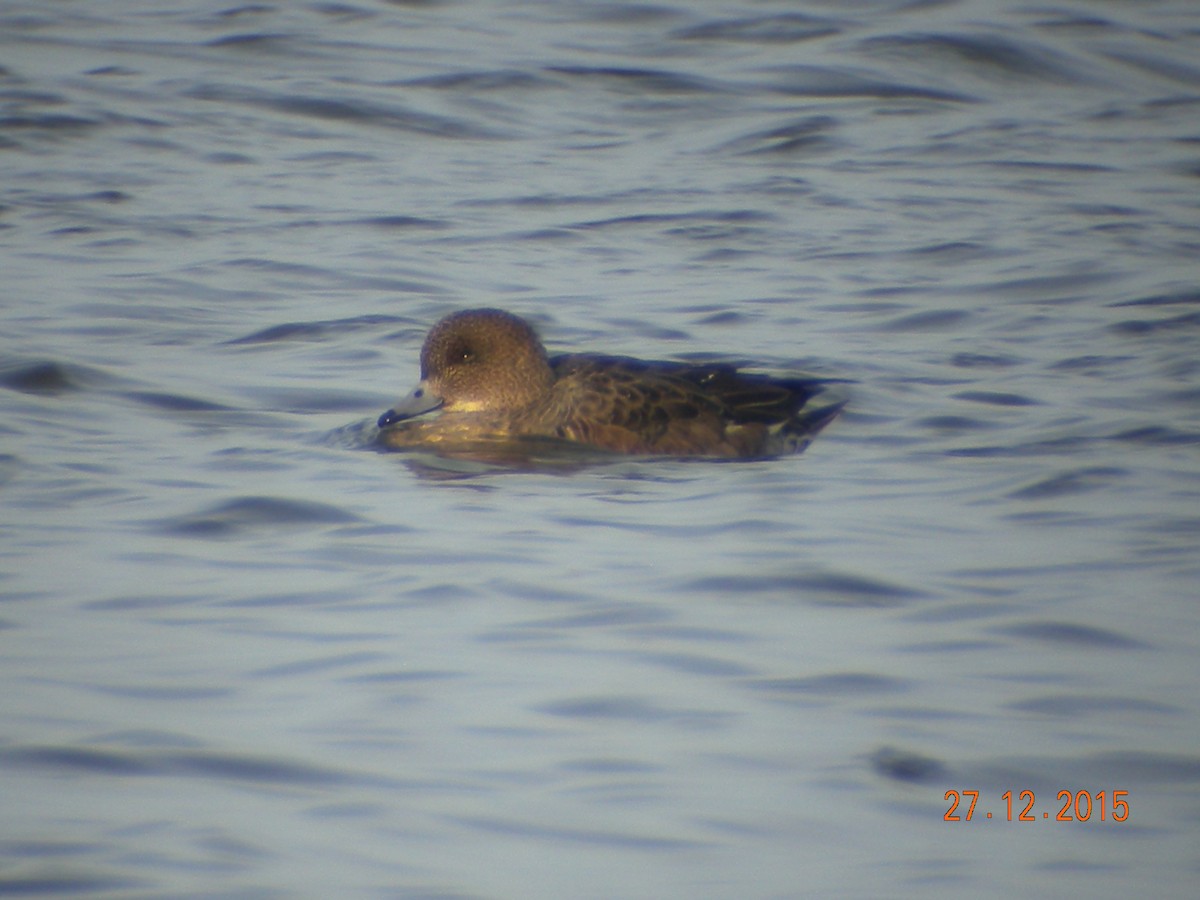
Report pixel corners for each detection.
[377,308,844,458]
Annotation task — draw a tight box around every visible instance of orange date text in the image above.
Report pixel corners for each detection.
[944,789,1130,822]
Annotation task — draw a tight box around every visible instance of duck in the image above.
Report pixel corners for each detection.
[376,308,844,458]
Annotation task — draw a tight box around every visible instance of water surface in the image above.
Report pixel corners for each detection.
[2,1,1199,897]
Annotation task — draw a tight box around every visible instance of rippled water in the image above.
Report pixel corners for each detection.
[3,1,1199,897]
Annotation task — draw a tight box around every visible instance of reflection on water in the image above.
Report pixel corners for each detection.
[3,0,1200,897]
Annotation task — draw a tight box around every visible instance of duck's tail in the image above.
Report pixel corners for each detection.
[774,385,848,454]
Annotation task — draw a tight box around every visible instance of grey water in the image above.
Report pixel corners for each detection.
[2,0,1199,897]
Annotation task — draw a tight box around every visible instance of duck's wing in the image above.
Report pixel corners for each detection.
[548,355,845,455]
[644,361,847,451]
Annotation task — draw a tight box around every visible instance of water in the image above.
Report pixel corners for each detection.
[2,1,1199,897]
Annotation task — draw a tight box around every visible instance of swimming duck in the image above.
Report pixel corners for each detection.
[377,308,844,458]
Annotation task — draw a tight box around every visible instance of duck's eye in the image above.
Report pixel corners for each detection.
[446,340,475,365]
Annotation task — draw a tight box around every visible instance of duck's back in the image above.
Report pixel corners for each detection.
[543,354,841,457]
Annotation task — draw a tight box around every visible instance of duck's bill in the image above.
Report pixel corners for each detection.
[378,381,443,428]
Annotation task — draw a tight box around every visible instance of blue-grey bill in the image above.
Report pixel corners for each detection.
[378,381,443,428]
